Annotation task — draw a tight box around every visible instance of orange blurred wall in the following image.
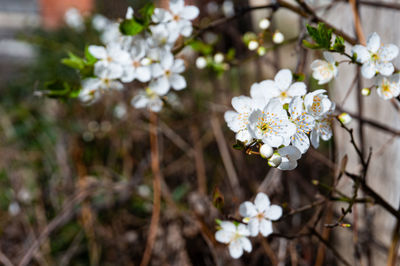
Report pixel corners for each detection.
[39,0,93,29]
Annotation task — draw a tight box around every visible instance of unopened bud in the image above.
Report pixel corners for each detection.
[259,18,270,30]
[260,144,273,159]
[268,153,282,167]
[272,31,284,44]
[361,88,371,96]
[257,46,266,56]
[214,53,224,64]
[248,40,259,51]
[338,112,352,125]
[196,56,207,69]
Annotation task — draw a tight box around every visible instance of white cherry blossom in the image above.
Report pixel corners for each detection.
[256,69,307,104]
[89,44,131,76]
[375,74,400,100]
[131,89,163,112]
[310,116,334,148]
[64,8,84,31]
[289,97,315,153]
[304,89,333,118]
[239,192,282,237]
[311,52,338,85]
[215,221,252,259]
[168,0,200,37]
[352,32,399,79]
[248,98,296,147]
[121,39,152,83]
[149,51,186,95]
[277,145,302,170]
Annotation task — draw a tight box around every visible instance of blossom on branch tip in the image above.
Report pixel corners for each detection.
[375,74,400,100]
[215,221,252,259]
[351,32,399,79]
[311,52,338,85]
[131,88,164,113]
[239,192,282,237]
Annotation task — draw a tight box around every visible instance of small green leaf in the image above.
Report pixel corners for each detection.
[189,40,213,55]
[304,23,332,49]
[332,36,345,53]
[61,52,85,70]
[139,2,155,25]
[85,46,97,65]
[43,80,81,99]
[119,18,144,36]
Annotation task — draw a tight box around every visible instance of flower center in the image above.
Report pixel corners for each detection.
[371,53,380,61]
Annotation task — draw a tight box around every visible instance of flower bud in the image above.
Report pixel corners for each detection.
[260,144,273,159]
[214,53,224,63]
[272,31,284,44]
[259,18,270,30]
[248,40,259,51]
[338,112,352,125]
[196,56,207,69]
[268,153,282,167]
[361,88,371,96]
[257,46,266,56]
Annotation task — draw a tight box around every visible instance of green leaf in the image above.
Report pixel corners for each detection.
[305,23,332,49]
[233,141,244,150]
[85,46,97,65]
[189,40,213,55]
[139,2,155,25]
[302,39,319,49]
[119,18,145,36]
[61,52,85,70]
[226,48,236,61]
[332,36,345,53]
[43,80,81,99]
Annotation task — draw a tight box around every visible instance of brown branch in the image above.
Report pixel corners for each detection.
[140,112,162,266]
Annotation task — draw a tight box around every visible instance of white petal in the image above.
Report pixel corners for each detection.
[170,0,184,14]
[292,131,310,154]
[361,62,376,79]
[236,130,252,143]
[310,128,320,148]
[264,134,284,148]
[169,74,187,90]
[239,237,252,253]
[264,205,283,221]
[149,77,170,95]
[239,202,258,218]
[131,94,148,109]
[351,45,370,63]
[229,240,244,259]
[259,219,273,237]
[224,110,237,123]
[152,8,172,23]
[277,157,298,170]
[237,223,250,236]
[151,63,164,78]
[289,96,304,119]
[278,145,302,160]
[160,51,174,70]
[171,59,186,73]
[367,32,380,53]
[274,69,292,90]
[89,45,107,59]
[136,66,152,82]
[254,192,271,212]
[215,230,234,244]
[232,96,253,113]
[125,7,134,19]
[380,44,399,61]
[247,218,260,237]
[287,82,307,97]
[323,51,335,63]
[220,221,236,233]
[149,98,163,112]
[376,62,394,76]
[180,6,200,20]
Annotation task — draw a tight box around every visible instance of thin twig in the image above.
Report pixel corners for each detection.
[140,112,162,266]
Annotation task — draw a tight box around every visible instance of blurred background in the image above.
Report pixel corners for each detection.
[1,0,400,265]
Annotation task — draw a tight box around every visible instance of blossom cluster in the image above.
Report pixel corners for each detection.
[77,0,199,112]
[310,32,400,100]
[215,192,282,259]
[224,69,334,170]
